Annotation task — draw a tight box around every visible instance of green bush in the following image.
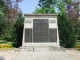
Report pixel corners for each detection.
[12,13,24,48]
[77,36,80,40]
[3,36,12,41]
[0,37,4,40]
[58,13,76,48]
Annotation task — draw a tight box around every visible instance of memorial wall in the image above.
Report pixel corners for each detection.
[22,14,59,46]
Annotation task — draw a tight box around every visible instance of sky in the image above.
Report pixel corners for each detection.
[19,0,39,14]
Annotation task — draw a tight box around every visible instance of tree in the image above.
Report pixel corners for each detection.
[0,0,7,36]
[0,17,6,36]
[33,7,56,14]
[38,0,80,27]
[4,0,22,21]
[12,13,24,47]
[65,1,80,34]
[0,0,23,36]
[58,12,76,48]
[38,0,58,8]
[3,0,23,35]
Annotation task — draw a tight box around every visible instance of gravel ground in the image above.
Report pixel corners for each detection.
[0,48,80,60]
[0,49,19,60]
[65,49,80,60]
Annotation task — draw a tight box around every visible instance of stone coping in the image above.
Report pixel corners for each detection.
[24,14,58,16]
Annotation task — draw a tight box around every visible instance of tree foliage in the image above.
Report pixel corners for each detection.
[0,0,7,16]
[38,0,58,8]
[38,0,80,25]
[4,0,23,21]
[0,0,23,36]
[3,0,23,36]
[33,7,56,14]
[58,13,76,48]
[66,1,80,22]
[12,13,24,47]
[0,0,7,36]
[0,17,6,36]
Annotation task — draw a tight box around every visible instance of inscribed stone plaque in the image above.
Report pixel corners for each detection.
[50,20,56,23]
[49,29,57,42]
[33,19,49,42]
[25,20,32,23]
[25,29,32,42]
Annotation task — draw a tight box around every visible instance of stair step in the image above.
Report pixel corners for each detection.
[19,46,66,52]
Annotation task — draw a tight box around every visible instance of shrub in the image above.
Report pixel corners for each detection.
[0,44,13,48]
[58,13,76,48]
[11,13,24,48]
[77,36,80,40]
[3,36,12,41]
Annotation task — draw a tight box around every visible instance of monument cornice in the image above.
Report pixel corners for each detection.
[24,14,58,16]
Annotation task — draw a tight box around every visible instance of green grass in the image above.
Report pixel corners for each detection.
[0,40,12,44]
[0,37,3,40]
[6,42,12,44]
[76,41,80,45]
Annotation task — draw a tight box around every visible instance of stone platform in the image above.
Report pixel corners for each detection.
[12,46,74,60]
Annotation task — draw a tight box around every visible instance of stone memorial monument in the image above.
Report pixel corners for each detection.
[22,14,59,47]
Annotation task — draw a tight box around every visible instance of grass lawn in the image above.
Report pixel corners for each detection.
[0,40,12,45]
[76,41,80,45]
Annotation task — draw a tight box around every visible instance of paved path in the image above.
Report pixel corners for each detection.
[12,47,74,60]
[12,51,74,60]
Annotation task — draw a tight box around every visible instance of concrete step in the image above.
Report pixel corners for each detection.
[19,46,66,52]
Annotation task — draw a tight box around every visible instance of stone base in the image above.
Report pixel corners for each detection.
[19,45,66,52]
[22,43,59,47]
